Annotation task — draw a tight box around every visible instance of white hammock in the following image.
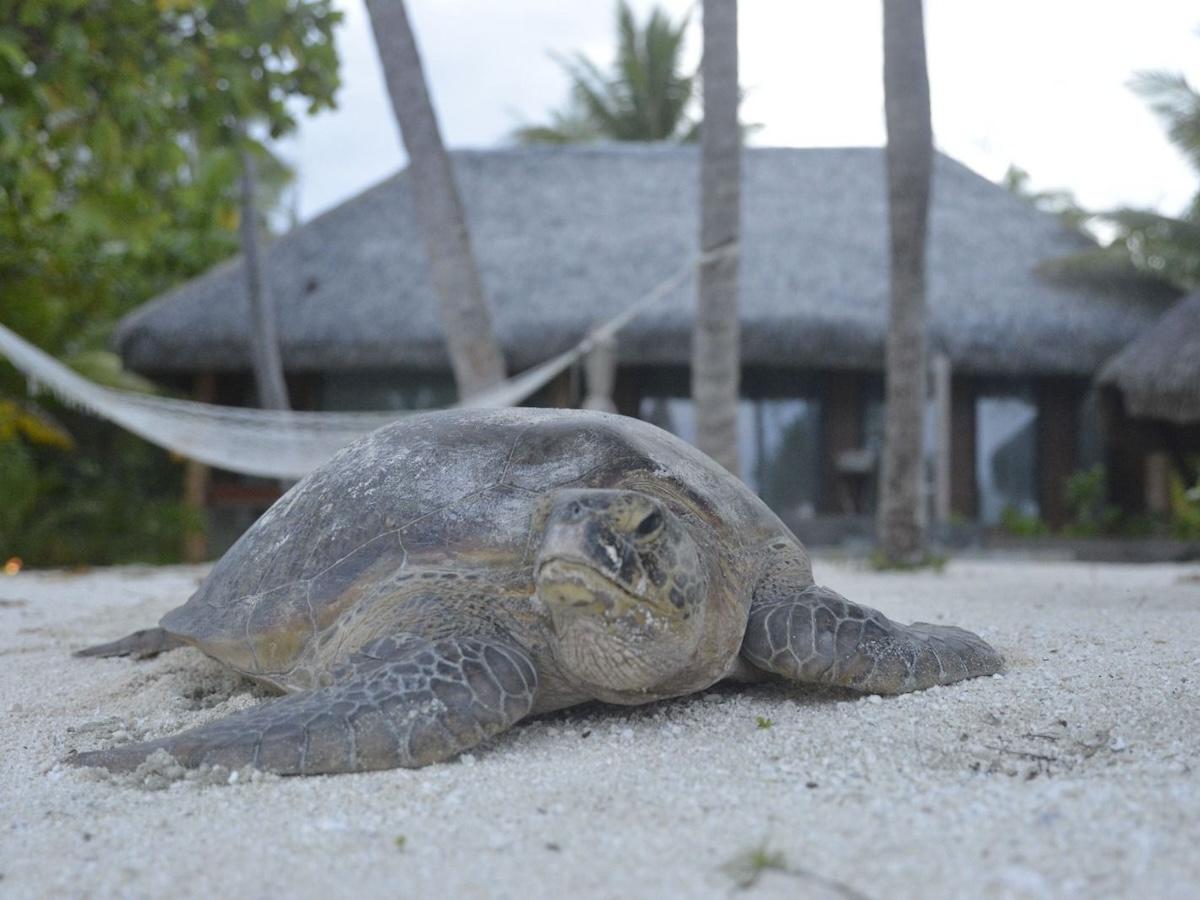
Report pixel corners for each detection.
[0,248,727,479]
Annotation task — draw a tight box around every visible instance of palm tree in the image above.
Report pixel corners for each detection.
[1133,70,1200,197]
[877,0,933,565]
[1033,69,1200,300]
[514,2,696,144]
[236,132,290,412]
[1090,73,1200,291]
[693,0,740,473]
[1002,165,1091,232]
[363,0,506,398]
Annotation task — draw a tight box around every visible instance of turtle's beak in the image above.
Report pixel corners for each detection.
[535,558,641,623]
[535,491,648,592]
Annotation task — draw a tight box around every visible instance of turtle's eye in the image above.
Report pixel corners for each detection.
[635,510,663,538]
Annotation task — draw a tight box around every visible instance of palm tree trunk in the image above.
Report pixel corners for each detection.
[363,0,506,398]
[237,136,290,412]
[878,0,933,563]
[693,0,740,473]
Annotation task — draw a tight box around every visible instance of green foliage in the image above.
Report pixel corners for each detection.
[755,716,773,730]
[513,2,696,144]
[1,415,204,566]
[1061,464,1122,537]
[0,0,341,566]
[1003,164,1092,232]
[868,549,948,572]
[0,398,73,448]
[0,0,342,345]
[720,842,788,891]
[1035,245,1181,303]
[1168,469,1200,540]
[1098,207,1200,291]
[1130,70,1200,184]
[995,465,1188,541]
[0,439,40,544]
[1034,59,1200,297]
[998,506,1050,538]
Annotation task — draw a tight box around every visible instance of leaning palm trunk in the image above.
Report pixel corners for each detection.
[692,0,741,473]
[237,135,290,412]
[364,0,505,398]
[878,0,933,563]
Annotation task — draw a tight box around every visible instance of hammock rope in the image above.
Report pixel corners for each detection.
[0,245,734,479]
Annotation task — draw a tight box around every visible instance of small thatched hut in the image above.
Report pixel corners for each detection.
[1098,292,1200,511]
[113,145,1167,550]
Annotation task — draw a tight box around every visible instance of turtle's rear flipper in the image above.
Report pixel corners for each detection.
[742,584,1003,695]
[74,627,186,659]
[66,633,538,775]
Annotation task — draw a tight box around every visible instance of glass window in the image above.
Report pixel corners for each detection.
[640,395,697,445]
[319,371,456,412]
[753,398,821,518]
[1077,388,1104,471]
[639,388,822,519]
[858,381,885,515]
[976,387,1039,524]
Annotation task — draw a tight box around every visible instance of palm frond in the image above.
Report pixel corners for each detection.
[1035,245,1181,302]
[511,100,603,145]
[1002,163,1092,231]
[1104,207,1200,239]
[1100,208,1200,288]
[1039,53,1200,300]
[1130,70,1200,175]
[512,2,698,144]
[565,54,627,138]
[635,6,688,138]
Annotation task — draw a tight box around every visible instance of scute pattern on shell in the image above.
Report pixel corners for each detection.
[161,409,788,677]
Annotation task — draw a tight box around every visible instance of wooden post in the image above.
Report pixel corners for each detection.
[611,366,643,418]
[1036,377,1082,529]
[931,353,952,524]
[182,372,215,563]
[950,375,978,519]
[535,370,574,408]
[582,336,617,413]
[1100,387,1146,515]
[819,372,862,514]
[1145,452,1172,514]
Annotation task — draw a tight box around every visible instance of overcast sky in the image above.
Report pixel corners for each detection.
[279,0,1200,223]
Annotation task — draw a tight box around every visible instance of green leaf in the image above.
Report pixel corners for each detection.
[0,0,341,566]
[510,3,701,144]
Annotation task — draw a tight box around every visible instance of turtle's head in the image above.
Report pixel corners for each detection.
[534,489,708,695]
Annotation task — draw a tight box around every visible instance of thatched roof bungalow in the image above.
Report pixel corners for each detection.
[1097,293,1200,511]
[1100,292,1200,425]
[114,146,1167,547]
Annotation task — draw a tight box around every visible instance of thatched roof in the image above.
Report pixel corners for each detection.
[115,145,1165,378]
[1099,292,1200,424]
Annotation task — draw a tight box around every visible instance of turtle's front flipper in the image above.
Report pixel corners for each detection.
[74,627,185,659]
[66,634,538,774]
[741,584,1002,695]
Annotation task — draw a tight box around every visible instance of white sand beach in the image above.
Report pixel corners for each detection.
[1,558,1197,899]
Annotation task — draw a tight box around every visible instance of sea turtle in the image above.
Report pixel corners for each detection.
[71,408,1002,776]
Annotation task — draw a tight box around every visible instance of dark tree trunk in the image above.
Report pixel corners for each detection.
[238,138,290,412]
[364,0,506,398]
[878,0,933,563]
[693,0,741,473]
